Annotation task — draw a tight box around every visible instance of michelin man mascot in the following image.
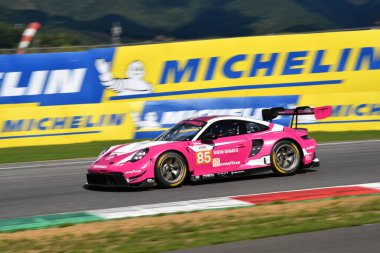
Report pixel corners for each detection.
[95,59,153,96]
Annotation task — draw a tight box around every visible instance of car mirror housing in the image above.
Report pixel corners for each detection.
[201,133,217,143]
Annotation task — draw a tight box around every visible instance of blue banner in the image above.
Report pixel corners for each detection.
[0,47,114,106]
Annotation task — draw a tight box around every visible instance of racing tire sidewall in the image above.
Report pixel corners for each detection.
[155,152,187,188]
[271,140,301,176]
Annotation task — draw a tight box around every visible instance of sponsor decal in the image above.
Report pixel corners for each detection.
[231,170,245,174]
[182,120,206,127]
[125,169,143,174]
[196,150,212,165]
[213,148,239,155]
[188,144,214,152]
[146,178,155,183]
[246,156,270,166]
[212,158,241,167]
[304,155,312,162]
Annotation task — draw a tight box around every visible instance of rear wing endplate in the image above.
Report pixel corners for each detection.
[262,106,332,128]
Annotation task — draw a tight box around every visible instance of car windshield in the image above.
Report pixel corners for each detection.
[155,120,206,141]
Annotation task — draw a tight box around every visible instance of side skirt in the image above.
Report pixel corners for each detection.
[190,166,273,182]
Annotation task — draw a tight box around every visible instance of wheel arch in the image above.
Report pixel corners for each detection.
[272,137,304,157]
[269,137,303,176]
[154,149,190,187]
[155,149,190,172]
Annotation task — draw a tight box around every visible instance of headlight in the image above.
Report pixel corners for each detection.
[98,148,109,158]
[130,148,149,162]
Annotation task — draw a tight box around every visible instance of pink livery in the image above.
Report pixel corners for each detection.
[87,106,332,188]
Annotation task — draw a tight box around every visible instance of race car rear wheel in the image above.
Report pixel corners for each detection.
[271,140,301,176]
[155,152,187,188]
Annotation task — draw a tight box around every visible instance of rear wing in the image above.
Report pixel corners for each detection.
[262,106,332,128]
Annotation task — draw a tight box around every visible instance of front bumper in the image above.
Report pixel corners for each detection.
[86,172,156,188]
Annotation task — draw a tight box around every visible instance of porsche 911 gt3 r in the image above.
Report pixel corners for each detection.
[86,106,332,188]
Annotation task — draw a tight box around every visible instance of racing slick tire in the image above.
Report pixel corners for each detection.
[155,152,187,188]
[271,140,301,176]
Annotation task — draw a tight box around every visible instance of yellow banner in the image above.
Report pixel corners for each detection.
[0,102,144,147]
[108,29,380,101]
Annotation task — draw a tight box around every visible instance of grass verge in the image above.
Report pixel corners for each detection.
[0,130,379,164]
[0,195,379,253]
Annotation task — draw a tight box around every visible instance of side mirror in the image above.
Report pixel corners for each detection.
[201,133,217,143]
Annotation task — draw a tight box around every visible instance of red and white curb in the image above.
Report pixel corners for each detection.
[1,182,380,232]
[88,197,252,219]
[87,182,380,219]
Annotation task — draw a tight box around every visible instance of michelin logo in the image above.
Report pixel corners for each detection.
[95,59,153,96]
[133,107,264,129]
[161,108,264,125]
[298,103,380,124]
[0,69,86,97]
[1,114,126,133]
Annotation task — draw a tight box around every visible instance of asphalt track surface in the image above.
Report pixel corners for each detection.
[0,140,379,219]
[168,223,380,253]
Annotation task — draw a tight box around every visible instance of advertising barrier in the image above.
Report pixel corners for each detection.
[1,29,379,147]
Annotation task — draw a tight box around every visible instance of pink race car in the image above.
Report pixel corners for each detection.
[86,106,332,188]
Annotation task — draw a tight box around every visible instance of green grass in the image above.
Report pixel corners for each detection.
[0,131,379,164]
[0,197,379,253]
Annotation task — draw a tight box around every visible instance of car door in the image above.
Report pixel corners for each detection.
[190,120,250,176]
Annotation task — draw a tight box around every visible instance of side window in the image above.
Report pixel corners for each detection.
[200,120,246,139]
[246,122,269,134]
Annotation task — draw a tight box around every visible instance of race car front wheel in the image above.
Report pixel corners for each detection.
[155,152,187,188]
[271,140,301,176]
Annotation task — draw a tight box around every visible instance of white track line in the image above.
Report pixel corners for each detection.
[360,183,380,191]
[88,197,252,219]
[0,160,93,170]
[319,139,380,146]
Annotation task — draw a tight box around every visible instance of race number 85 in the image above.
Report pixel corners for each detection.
[196,151,212,165]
